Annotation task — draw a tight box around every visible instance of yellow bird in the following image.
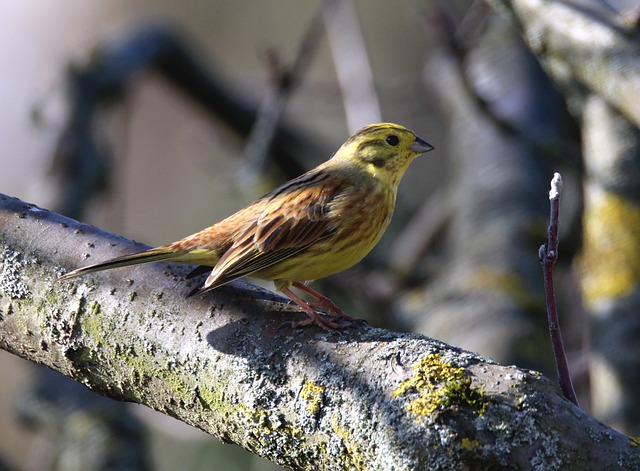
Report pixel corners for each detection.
[59,123,434,329]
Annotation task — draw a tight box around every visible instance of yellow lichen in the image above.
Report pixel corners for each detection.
[393,353,487,419]
[460,437,479,452]
[331,420,368,471]
[247,405,303,439]
[301,380,324,415]
[579,192,640,306]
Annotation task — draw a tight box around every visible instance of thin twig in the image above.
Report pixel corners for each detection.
[539,172,578,406]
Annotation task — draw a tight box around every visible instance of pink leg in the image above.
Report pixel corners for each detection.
[278,282,366,330]
[292,281,362,323]
[280,286,351,330]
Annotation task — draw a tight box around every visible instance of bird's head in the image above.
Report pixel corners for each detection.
[332,123,434,188]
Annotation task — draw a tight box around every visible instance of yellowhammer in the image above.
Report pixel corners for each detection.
[59,123,434,329]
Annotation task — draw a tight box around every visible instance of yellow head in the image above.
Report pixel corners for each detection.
[331,123,434,187]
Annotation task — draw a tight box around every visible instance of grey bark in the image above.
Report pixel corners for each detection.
[0,193,638,470]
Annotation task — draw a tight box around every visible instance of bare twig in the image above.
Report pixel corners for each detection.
[539,172,578,406]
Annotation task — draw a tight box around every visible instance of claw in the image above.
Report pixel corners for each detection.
[279,282,365,330]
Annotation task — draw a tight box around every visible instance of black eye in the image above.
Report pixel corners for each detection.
[385,135,400,146]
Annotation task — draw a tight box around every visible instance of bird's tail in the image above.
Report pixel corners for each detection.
[58,247,188,281]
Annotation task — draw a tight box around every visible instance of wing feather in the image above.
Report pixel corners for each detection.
[196,169,344,292]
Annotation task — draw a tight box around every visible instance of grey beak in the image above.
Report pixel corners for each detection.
[409,136,434,153]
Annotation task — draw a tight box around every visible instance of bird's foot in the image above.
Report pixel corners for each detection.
[280,284,366,330]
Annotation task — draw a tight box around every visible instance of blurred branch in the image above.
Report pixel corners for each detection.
[1,192,639,470]
[389,190,450,278]
[427,0,522,135]
[426,0,579,153]
[243,0,335,180]
[50,24,319,219]
[487,0,640,128]
[323,0,381,132]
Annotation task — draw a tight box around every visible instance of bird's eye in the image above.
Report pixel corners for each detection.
[385,135,400,146]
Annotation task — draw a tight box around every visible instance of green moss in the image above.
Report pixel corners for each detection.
[90,300,101,316]
[195,383,221,410]
[112,342,190,404]
[79,301,109,346]
[37,281,341,468]
[11,302,31,337]
[393,353,488,419]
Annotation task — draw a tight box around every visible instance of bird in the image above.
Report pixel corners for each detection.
[59,123,434,329]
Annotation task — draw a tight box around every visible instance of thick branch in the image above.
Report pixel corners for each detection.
[0,193,638,470]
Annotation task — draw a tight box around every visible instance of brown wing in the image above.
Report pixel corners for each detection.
[196,169,343,292]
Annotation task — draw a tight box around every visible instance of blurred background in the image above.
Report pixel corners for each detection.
[1,0,639,469]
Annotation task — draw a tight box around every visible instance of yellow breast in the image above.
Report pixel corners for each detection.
[253,179,394,283]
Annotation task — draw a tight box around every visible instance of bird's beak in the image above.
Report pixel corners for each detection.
[409,136,434,154]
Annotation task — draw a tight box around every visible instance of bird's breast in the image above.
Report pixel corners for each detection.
[255,181,395,282]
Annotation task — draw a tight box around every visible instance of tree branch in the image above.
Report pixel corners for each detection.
[0,193,638,470]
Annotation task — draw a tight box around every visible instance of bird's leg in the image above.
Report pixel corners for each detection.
[291,282,365,324]
[292,281,354,320]
[279,286,350,330]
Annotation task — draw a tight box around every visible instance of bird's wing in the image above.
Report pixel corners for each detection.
[196,170,343,292]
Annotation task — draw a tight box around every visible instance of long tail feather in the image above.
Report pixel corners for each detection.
[58,247,183,281]
[185,265,211,279]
